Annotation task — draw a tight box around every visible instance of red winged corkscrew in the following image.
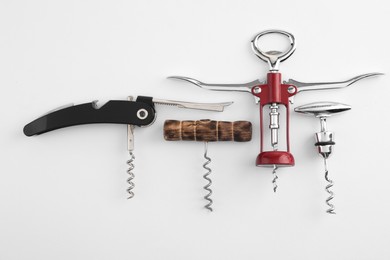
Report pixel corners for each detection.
[169,29,382,192]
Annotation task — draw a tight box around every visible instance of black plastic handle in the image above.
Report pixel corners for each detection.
[24,96,156,136]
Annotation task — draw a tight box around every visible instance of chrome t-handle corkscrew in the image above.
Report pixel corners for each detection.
[295,102,351,214]
[164,120,252,211]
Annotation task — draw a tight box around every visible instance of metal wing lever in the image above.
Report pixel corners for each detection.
[169,73,383,96]
[284,73,383,93]
[168,76,262,93]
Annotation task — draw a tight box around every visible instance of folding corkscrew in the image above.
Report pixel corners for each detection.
[24,95,232,198]
[169,29,382,191]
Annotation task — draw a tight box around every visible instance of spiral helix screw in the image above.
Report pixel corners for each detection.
[324,158,335,214]
[272,165,278,193]
[126,151,135,199]
[203,142,213,211]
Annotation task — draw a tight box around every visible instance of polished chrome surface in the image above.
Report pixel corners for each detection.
[295,102,351,118]
[286,73,383,93]
[168,73,383,99]
[319,117,327,132]
[269,103,280,150]
[127,124,135,151]
[168,76,261,92]
[203,142,213,212]
[153,97,233,112]
[136,108,148,120]
[315,130,334,157]
[127,96,135,151]
[251,30,296,71]
[314,117,334,160]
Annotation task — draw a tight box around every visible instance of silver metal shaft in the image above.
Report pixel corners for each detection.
[269,103,280,150]
[269,103,280,192]
[153,98,232,112]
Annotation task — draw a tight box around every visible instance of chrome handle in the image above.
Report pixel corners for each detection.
[251,30,296,71]
[294,102,351,118]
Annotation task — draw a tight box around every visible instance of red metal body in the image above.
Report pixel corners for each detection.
[251,73,297,167]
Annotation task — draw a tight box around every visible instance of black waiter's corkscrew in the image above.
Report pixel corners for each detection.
[24,95,232,199]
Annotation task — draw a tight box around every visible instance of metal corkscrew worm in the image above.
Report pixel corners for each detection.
[295,102,351,214]
[323,158,335,214]
[126,151,135,199]
[272,165,278,192]
[126,97,136,199]
[203,142,213,211]
[164,119,252,211]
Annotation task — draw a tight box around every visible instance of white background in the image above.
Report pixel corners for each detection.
[1,0,389,259]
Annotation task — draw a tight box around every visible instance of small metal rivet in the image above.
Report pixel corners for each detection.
[253,87,261,94]
[137,109,148,120]
[288,86,296,94]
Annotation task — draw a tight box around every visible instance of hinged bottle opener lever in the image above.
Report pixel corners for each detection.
[24,95,232,199]
[168,29,382,191]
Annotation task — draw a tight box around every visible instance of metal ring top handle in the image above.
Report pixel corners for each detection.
[251,30,296,71]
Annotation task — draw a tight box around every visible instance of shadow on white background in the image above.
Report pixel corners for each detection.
[0,0,389,259]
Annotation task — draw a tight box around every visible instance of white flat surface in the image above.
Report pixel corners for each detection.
[1,0,389,259]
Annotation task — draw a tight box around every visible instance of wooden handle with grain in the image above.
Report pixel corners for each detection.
[164,120,252,142]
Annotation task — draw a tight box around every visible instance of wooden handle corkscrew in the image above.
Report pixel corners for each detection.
[164,120,252,142]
